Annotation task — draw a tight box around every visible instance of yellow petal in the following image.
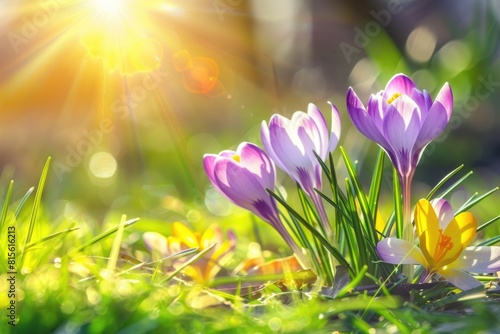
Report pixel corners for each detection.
[439,212,477,267]
[172,222,199,248]
[200,224,222,249]
[414,199,439,264]
[454,212,478,248]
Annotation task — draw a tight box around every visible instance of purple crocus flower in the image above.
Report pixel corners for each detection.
[203,142,305,262]
[261,102,341,236]
[347,74,453,258]
[346,73,453,181]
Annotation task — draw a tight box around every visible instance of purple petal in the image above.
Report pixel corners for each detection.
[411,89,433,115]
[437,268,482,291]
[433,82,453,120]
[238,142,275,190]
[413,102,448,152]
[268,118,312,178]
[296,116,322,162]
[203,154,219,189]
[430,198,454,230]
[307,103,330,158]
[382,100,421,175]
[327,101,341,153]
[367,93,385,130]
[377,238,427,265]
[383,74,417,100]
[452,246,500,273]
[261,119,286,173]
[347,87,391,149]
[214,159,272,216]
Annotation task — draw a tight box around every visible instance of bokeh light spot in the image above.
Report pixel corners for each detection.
[268,317,282,332]
[89,152,117,179]
[406,26,436,63]
[205,187,233,216]
[437,40,471,75]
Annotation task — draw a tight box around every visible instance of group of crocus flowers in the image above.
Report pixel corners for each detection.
[203,73,500,290]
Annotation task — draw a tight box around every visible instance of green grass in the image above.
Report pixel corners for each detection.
[0,158,499,334]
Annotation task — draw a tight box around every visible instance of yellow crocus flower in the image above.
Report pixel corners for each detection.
[377,199,500,290]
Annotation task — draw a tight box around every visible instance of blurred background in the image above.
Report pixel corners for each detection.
[0,0,499,235]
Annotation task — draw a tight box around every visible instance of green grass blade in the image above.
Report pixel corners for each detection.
[477,214,500,232]
[368,149,385,216]
[336,265,368,298]
[268,190,352,274]
[456,187,499,215]
[425,165,464,200]
[436,171,474,199]
[117,247,199,276]
[14,186,34,220]
[477,235,500,246]
[0,180,14,232]
[20,157,51,268]
[162,244,215,282]
[66,217,140,258]
[393,167,403,239]
[339,147,377,245]
[107,214,127,274]
[23,226,80,252]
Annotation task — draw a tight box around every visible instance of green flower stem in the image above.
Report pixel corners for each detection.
[401,172,415,281]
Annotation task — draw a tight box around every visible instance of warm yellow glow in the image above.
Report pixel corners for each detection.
[80,0,163,75]
[93,0,123,15]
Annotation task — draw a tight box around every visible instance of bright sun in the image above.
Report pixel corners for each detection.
[94,0,123,15]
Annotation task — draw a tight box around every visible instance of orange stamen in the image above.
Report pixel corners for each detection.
[433,229,454,264]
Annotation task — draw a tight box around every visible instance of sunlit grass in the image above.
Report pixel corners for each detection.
[1,155,498,334]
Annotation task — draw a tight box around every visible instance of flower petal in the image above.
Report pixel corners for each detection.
[439,212,477,267]
[433,82,453,120]
[261,118,288,174]
[377,238,427,265]
[203,154,218,188]
[346,87,391,149]
[410,89,432,115]
[437,267,483,291]
[383,74,417,100]
[454,212,478,248]
[382,98,421,175]
[213,159,266,209]
[327,101,341,153]
[414,199,440,265]
[414,101,448,152]
[266,116,315,185]
[307,103,330,158]
[450,246,500,273]
[430,198,455,230]
[238,142,275,190]
[143,232,169,256]
[173,222,199,248]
